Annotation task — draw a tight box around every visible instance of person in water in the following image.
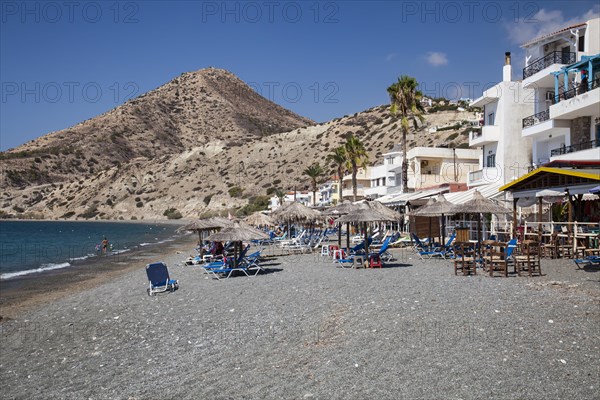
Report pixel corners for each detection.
[101,237,109,254]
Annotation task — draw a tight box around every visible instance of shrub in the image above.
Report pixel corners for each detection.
[136,201,143,208]
[60,211,76,219]
[228,186,243,198]
[163,208,183,219]
[12,205,25,213]
[203,194,213,205]
[447,133,459,141]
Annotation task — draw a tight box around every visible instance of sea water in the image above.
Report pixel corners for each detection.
[0,220,184,279]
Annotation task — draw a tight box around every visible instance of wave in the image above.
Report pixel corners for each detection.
[1,262,72,280]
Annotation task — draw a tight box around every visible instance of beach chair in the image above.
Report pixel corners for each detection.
[368,237,393,264]
[202,245,250,273]
[574,255,600,269]
[146,262,179,296]
[412,233,439,260]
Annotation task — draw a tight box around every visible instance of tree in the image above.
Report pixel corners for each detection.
[303,162,324,206]
[344,134,369,202]
[326,146,346,203]
[274,188,286,208]
[387,75,425,192]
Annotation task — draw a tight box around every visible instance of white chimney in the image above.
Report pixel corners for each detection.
[503,52,512,82]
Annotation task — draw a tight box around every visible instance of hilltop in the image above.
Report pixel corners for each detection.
[0,68,477,220]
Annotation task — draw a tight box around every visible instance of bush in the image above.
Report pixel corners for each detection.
[203,194,213,205]
[136,201,143,208]
[228,186,243,198]
[163,208,183,219]
[12,205,25,213]
[238,195,271,216]
[446,133,459,141]
[60,211,76,219]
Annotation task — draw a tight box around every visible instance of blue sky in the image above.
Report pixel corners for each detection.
[1,0,598,150]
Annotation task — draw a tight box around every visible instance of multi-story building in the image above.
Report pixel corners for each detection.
[341,168,370,200]
[520,18,600,167]
[405,147,480,190]
[364,145,403,199]
[468,52,534,187]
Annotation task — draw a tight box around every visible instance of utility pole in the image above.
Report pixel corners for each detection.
[453,148,458,182]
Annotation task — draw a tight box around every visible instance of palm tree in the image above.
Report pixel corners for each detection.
[326,146,346,203]
[344,134,369,202]
[274,188,286,209]
[303,163,324,206]
[387,75,425,192]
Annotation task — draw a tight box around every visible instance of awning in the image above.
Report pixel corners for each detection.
[500,166,600,195]
[380,187,447,206]
[445,183,504,205]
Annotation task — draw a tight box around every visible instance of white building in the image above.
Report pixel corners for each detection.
[405,147,481,190]
[520,18,600,167]
[469,52,535,187]
[364,145,403,199]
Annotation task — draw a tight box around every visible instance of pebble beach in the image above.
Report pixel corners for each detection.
[1,240,599,400]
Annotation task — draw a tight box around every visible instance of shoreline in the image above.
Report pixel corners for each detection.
[0,233,197,321]
[0,218,193,225]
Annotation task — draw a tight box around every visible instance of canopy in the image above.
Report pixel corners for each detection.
[271,201,322,223]
[244,212,274,227]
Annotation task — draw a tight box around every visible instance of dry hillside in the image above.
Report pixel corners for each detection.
[0,68,477,220]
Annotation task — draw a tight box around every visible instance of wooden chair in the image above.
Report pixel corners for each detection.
[515,241,542,277]
[541,232,558,259]
[486,241,510,278]
[454,242,476,276]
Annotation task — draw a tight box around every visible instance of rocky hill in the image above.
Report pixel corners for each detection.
[0,68,477,220]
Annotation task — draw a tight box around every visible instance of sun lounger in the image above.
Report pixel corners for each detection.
[146,262,179,296]
[574,255,600,268]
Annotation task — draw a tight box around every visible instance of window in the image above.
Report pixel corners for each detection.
[486,154,496,167]
[578,35,585,52]
[487,112,495,126]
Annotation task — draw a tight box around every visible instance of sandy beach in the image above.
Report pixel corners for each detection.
[1,242,599,399]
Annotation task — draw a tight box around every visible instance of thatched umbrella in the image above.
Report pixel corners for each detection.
[244,212,275,227]
[326,201,367,248]
[337,205,395,257]
[179,217,234,257]
[272,201,322,223]
[450,190,510,255]
[369,200,403,221]
[272,201,322,240]
[409,194,455,246]
[206,221,269,267]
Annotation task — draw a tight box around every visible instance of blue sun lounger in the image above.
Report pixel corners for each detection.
[574,255,600,268]
[146,262,179,296]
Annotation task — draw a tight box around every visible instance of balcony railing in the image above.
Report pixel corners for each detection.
[522,51,576,79]
[553,78,600,104]
[550,139,599,156]
[469,169,483,182]
[470,129,482,140]
[522,109,550,128]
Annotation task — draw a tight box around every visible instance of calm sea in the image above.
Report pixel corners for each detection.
[0,221,185,280]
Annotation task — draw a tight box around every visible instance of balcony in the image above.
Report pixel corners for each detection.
[468,167,503,187]
[522,110,550,128]
[550,140,600,160]
[523,51,576,80]
[550,79,600,120]
[469,125,500,146]
[341,187,365,199]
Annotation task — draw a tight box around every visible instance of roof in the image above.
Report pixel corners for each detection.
[521,22,587,48]
[500,167,600,193]
[445,183,504,205]
[380,187,448,206]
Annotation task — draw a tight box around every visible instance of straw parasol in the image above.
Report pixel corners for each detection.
[450,190,511,215]
[450,190,510,254]
[272,201,322,223]
[369,200,403,221]
[244,212,275,227]
[337,204,395,256]
[206,221,269,267]
[326,201,367,248]
[179,216,235,257]
[409,194,455,246]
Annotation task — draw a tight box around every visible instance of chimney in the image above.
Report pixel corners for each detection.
[503,51,512,82]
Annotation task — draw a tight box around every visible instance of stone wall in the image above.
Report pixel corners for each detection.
[571,116,591,145]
